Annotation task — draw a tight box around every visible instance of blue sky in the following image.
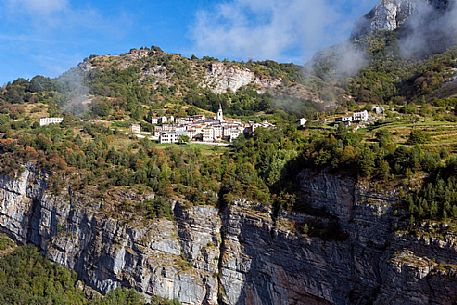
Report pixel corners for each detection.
[0,0,377,84]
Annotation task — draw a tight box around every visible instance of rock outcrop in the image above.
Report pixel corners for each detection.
[1,165,457,304]
[353,0,449,37]
[203,63,256,94]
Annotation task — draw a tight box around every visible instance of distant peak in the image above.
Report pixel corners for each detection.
[353,0,450,37]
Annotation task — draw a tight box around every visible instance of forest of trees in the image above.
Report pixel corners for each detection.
[406,159,457,223]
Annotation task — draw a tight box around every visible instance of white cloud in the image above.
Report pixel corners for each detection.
[191,0,375,63]
[4,0,68,15]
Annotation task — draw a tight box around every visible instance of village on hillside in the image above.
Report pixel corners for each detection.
[130,105,386,144]
[36,105,388,146]
[131,104,275,145]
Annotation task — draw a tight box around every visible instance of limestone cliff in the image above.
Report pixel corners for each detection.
[1,165,457,304]
[0,166,220,305]
[353,0,449,37]
[216,171,457,305]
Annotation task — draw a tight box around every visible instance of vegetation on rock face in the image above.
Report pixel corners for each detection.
[406,159,457,223]
[0,239,180,305]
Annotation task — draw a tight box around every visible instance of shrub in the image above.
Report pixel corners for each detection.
[407,130,431,145]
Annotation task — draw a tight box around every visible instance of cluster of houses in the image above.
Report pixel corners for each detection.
[38,106,386,146]
[132,105,275,144]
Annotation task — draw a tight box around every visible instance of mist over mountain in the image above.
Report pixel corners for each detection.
[354,0,457,56]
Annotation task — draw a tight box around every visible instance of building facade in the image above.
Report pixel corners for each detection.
[39,117,64,127]
[159,132,179,144]
[353,110,369,122]
[130,124,141,134]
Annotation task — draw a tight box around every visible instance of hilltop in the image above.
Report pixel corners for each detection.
[70,47,346,116]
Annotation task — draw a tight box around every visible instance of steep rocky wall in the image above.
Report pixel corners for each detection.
[1,165,457,304]
[216,170,457,305]
[203,63,256,94]
[0,166,220,305]
[218,199,353,305]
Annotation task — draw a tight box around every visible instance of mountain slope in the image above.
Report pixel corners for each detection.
[309,0,457,105]
[333,0,457,104]
[76,47,343,108]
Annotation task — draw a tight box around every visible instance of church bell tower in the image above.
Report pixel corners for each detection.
[216,104,224,122]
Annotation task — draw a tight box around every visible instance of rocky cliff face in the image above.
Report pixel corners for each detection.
[353,0,449,37]
[216,171,457,305]
[0,166,221,305]
[1,165,457,304]
[203,63,255,94]
[202,63,282,94]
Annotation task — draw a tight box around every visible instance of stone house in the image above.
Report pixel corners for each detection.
[353,110,369,122]
[39,117,64,127]
[130,124,141,134]
[159,132,178,144]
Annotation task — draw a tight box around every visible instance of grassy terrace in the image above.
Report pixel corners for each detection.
[369,120,457,150]
[308,104,457,155]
